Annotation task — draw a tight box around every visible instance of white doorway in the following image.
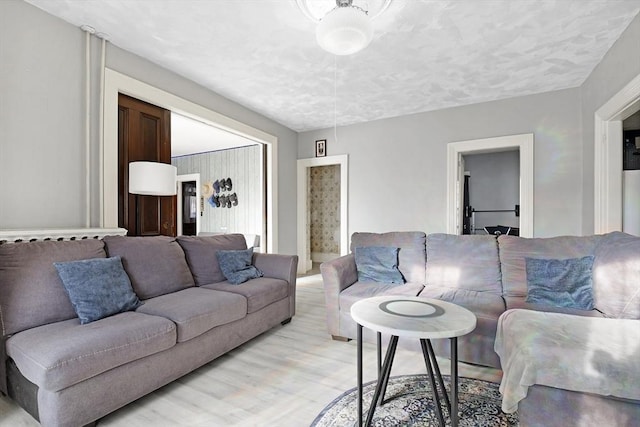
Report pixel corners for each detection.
[447,134,534,237]
[176,173,201,236]
[594,72,640,234]
[464,150,521,235]
[297,155,349,274]
[103,69,279,252]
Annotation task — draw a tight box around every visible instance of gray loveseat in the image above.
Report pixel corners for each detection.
[0,233,298,427]
[320,231,640,426]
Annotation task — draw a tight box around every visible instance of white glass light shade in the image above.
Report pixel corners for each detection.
[316,6,373,55]
[128,161,177,196]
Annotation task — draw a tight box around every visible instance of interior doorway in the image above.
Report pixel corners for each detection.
[297,155,349,274]
[447,133,534,237]
[463,150,521,235]
[103,68,279,252]
[176,174,201,236]
[594,72,640,234]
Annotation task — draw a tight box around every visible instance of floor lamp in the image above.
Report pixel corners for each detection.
[128,161,177,236]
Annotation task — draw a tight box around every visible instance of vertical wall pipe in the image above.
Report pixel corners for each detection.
[98,37,107,227]
[82,26,93,227]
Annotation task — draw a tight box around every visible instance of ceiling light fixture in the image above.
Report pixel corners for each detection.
[297,0,393,55]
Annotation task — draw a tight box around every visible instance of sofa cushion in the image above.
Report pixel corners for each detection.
[202,277,289,314]
[418,286,506,368]
[525,256,595,310]
[503,296,605,317]
[340,282,424,314]
[498,234,601,298]
[418,286,505,320]
[216,247,263,284]
[136,287,247,342]
[103,236,194,299]
[6,312,176,392]
[351,232,426,284]
[0,239,106,335]
[53,256,142,324]
[354,246,404,284]
[177,234,247,285]
[426,234,502,294]
[593,232,640,319]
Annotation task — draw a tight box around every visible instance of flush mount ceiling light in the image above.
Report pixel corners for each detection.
[296,0,393,55]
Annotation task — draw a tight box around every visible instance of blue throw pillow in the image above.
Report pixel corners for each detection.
[354,246,405,284]
[525,256,595,310]
[216,247,263,284]
[54,256,142,324]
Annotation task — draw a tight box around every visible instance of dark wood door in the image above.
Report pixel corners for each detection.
[118,94,176,236]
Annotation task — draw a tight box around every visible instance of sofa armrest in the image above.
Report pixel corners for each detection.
[320,254,357,336]
[253,253,298,317]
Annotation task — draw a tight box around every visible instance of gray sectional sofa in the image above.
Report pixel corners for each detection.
[0,233,298,427]
[320,231,640,426]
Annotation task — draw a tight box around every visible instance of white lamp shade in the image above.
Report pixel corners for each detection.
[316,6,373,55]
[129,161,177,196]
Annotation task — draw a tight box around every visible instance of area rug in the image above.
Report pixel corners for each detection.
[311,374,518,426]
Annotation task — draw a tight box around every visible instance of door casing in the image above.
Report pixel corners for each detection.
[297,155,349,274]
[447,134,534,237]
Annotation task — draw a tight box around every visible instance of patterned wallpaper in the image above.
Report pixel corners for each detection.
[309,165,340,255]
[172,145,263,236]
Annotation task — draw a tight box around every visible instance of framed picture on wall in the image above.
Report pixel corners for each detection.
[315,139,327,157]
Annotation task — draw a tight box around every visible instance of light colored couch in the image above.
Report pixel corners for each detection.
[320,231,640,425]
[0,233,298,427]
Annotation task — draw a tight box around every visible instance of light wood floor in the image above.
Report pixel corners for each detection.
[0,274,501,427]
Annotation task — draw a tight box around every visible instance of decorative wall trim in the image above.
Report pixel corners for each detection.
[0,228,127,244]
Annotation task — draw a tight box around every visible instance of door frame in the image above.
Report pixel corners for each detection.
[103,69,278,252]
[594,72,640,234]
[297,155,349,274]
[447,133,534,237]
[176,173,201,236]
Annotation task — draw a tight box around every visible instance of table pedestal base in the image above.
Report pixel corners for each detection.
[357,324,460,427]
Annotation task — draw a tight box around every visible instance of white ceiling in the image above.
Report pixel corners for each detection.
[171,113,258,158]
[26,0,640,134]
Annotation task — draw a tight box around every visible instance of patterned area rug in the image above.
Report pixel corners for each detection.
[311,374,518,426]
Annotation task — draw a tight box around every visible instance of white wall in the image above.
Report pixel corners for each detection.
[0,0,85,228]
[580,13,640,234]
[298,88,582,237]
[0,0,298,254]
[465,151,520,232]
[172,145,262,236]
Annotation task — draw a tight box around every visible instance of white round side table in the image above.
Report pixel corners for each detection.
[351,296,477,427]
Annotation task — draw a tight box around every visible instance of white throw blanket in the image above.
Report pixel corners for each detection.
[495,309,640,413]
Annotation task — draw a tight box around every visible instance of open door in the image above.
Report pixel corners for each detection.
[118,94,175,236]
[176,173,201,236]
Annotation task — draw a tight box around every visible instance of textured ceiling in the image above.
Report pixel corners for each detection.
[171,113,258,158]
[26,0,640,132]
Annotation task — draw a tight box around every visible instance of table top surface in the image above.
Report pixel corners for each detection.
[350,296,477,339]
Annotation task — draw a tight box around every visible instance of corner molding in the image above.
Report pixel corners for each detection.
[0,228,128,244]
